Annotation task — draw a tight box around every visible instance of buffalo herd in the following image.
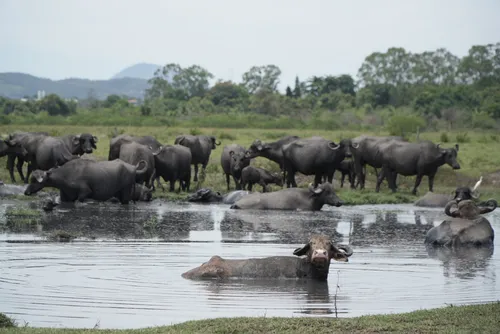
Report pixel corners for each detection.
[1,130,498,281]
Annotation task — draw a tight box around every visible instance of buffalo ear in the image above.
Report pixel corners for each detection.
[92,135,98,143]
[293,243,310,256]
[72,135,81,147]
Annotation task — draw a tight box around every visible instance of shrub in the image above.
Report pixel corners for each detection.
[455,132,470,143]
[440,132,450,143]
[0,313,16,328]
[386,114,426,139]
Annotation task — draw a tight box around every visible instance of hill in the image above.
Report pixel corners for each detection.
[0,72,150,99]
[111,63,162,80]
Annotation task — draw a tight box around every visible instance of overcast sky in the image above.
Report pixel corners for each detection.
[1,0,499,90]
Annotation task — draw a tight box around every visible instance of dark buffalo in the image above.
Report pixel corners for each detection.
[108,134,162,160]
[1,137,28,159]
[24,159,148,204]
[26,136,80,177]
[186,188,251,204]
[174,135,221,182]
[153,145,192,192]
[118,141,156,189]
[425,199,497,247]
[282,137,349,188]
[376,141,460,195]
[350,135,405,190]
[241,166,283,192]
[336,160,356,188]
[181,234,353,281]
[244,135,300,173]
[414,177,481,207]
[6,131,48,183]
[60,133,98,155]
[230,182,343,211]
[220,144,250,191]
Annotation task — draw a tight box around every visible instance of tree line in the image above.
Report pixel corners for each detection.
[2,43,500,133]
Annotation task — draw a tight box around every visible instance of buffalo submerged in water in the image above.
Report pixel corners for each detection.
[182,234,353,281]
[230,182,343,211]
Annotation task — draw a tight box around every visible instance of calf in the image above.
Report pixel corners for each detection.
[182,235,353,281]
[336,160,355,188]
[241,166,283,192]
[221,144,250,190]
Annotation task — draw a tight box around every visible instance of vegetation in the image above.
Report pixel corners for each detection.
[0,313,16,328]
[1,302,499,333]
[1,43,499,133]
[1,125,499,204]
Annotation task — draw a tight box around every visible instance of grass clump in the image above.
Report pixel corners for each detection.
[0,302,499,333]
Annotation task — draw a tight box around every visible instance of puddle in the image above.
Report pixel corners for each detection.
[0,200,498,329]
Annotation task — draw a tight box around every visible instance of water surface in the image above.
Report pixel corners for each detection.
[0,200,498,329]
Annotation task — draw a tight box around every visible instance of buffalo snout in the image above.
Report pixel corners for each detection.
[311,249,329,263]
[452,163,461,170]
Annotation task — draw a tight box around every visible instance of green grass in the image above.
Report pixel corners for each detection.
[2,125,500,205]
[2,302,500,333]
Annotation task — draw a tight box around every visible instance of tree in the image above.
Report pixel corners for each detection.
[206,80,250,107]
[458,43,500,86]
[285,86,293,97]
[103,94,122,108]
[146,63,213,101]
[241,65,282,94]
[293,76,302,98]
[38,94,73,116]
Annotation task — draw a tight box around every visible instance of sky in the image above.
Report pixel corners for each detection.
[1,0,499,91]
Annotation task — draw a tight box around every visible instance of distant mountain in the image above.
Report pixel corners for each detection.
[0,72,150,99]
[111,63,162,80]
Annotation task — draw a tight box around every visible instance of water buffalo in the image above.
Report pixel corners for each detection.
[61,133,98,156]
[174,135,221,182]
[24,159,148,204]
[350,135,405,190]
[244,135,300,174]
[376,141,460,195]
[118,142,156,189]
[186,188,251,204]
[1,137,27,159]
[108,134,162,188]
[153,145,192,192]
[181,234,353,281]
[241,166,283,192]
[414,178,481,207]
[230,182,343,211]
[425,199,497,247]
[6,131,48,183]
[282,137,349,188]
[25,136,80,176]
[330,159,355,189]
[221,144,250,190]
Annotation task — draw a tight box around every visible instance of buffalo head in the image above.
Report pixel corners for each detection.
[25,169,54,195]
[229,150,247,175]
[186,188,223,203]
[0,138,28,158]
[132,183,153,202]
[293,235,353,268]
[436,143,460,170]
[245,139,270,159]
[308,182,344,207]
[73,133,98,155]
[210,136,221,149]
[445,199,498,219]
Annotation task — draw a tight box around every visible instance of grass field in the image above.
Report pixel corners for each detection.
[1,125,500,204]
[1,302,500,333]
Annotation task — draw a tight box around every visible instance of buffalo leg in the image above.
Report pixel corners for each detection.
[17,157,27,183]
[232,175,241,190]
[412,175,423,195]
[26,163,35,184]
[340,173,346,188]
[248,183,253,191]
[259,181,267,193]
[7,154,17,183]
[386,169,398,192]
[314,174,322,187]
[428,173,436,192]
[193,164,199,182]
[225,174,231,191]
[169,179,176,192]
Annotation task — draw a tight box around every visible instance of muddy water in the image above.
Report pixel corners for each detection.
[0,200,499,329]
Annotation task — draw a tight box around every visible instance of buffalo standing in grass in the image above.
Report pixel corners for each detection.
[182,234,353,281]
[375,141,460,195]
[24,159,148,204]
[282,137,350,188]
[174,135,221,182]
[350,135,405,190]
[220,144,250,191]
[153,145,192,192]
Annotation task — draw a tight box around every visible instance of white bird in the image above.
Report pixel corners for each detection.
[472,176,483,192]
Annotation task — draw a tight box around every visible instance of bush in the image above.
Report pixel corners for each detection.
[386,114,426,139]
[440,132,450,143]
[455,132,470,143]
[0,313,16,328]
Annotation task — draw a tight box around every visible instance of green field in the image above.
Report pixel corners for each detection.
[1,125,500,204]
[2,302,500,333]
